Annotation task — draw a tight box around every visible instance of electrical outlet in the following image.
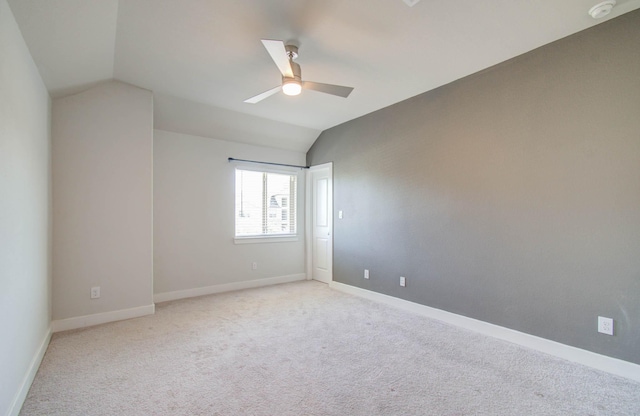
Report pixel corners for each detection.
[364,269,369,279]
[252,262,258,270]
[90,286,100,299]
[598,316,614,335]
[400,276,406,287]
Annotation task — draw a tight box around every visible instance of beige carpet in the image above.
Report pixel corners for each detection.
[21,281,640,415]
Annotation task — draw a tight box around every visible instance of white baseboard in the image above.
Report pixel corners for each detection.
[154,273,307,303]
[330,281,640,382]
[8,326,52,416]
[51,304,155,333]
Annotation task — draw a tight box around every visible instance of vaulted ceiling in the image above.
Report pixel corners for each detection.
[9,0,640,152]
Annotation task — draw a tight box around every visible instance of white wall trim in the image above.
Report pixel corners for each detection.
[330,281,640,382]
[154,273,307,303]
[7,327,52,416]
[51,304,155,333]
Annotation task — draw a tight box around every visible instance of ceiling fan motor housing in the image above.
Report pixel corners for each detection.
[286,61,302,82]
[283,43,300,84]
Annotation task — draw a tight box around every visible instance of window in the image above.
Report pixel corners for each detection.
[235,168,297,239]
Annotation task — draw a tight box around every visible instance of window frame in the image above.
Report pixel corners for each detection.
[233,164,300,244]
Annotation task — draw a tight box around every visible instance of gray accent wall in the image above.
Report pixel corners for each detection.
[307,11,640,364]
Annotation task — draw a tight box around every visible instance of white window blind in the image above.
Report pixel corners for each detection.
[235,168,297,237]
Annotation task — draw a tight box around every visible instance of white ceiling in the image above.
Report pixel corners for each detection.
[8,0,640,152]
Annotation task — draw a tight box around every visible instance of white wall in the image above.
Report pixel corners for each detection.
[153,129,306,297]
[52,81,153,322]
[0,0,52,414]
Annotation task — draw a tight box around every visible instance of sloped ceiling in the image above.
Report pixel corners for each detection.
[8,0,640,152]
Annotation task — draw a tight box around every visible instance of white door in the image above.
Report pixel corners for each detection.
[310,164,332,283]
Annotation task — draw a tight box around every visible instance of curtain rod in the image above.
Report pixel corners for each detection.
[228,157,309,169]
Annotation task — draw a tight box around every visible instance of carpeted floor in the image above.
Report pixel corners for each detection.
[21,281,640,415]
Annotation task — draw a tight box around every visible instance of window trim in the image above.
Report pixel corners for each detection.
[233,164,300,244]
[233,235,299,245]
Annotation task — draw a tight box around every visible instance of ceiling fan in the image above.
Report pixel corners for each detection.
[244,39,354,104]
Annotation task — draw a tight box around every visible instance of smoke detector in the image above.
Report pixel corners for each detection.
[589,1,616,19]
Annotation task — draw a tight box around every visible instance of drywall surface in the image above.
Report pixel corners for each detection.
[153,130,306,295]
[307,11,640,364]
[52,81,153,320]
[0,0,51,413]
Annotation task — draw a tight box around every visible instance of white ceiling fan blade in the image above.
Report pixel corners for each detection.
[303,81,354,98]
[261,39,293,78]
[244,86,281,104]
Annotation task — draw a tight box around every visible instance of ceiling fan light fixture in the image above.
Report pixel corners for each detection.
[282,78,302,96]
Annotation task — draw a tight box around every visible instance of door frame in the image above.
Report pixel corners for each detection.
[305,162,333,282]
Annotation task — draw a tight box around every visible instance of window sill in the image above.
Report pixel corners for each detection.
[234,235,299,245]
